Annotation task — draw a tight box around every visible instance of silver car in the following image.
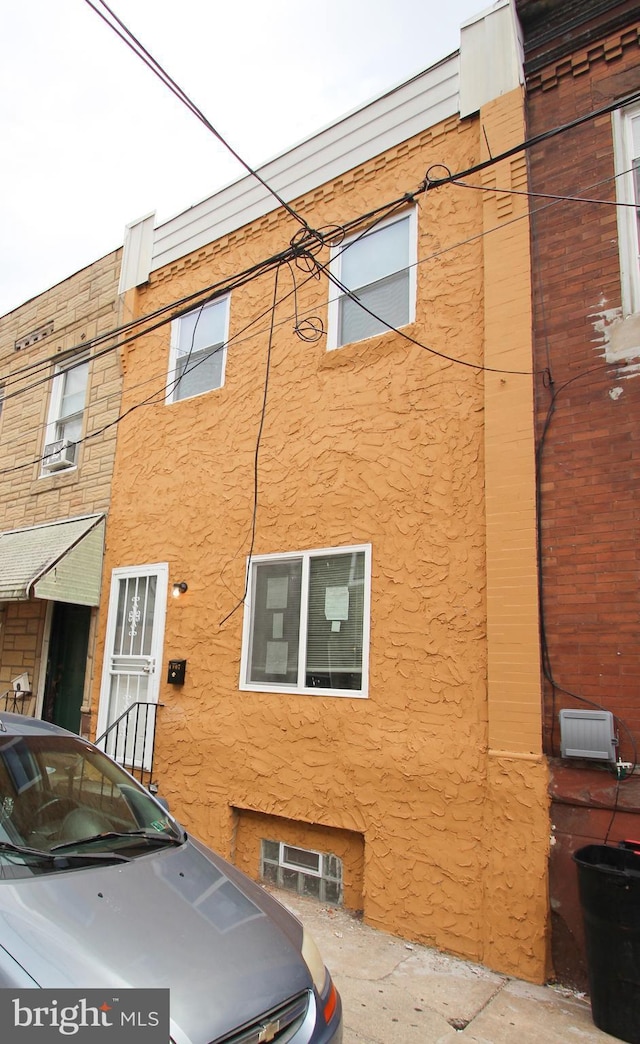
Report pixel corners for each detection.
[0,713,343,1043]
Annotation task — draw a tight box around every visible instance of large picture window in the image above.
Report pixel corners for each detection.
[167,296,229,403]
[240,544,371,698]
[327,210,416,349]
[613,103,640,315]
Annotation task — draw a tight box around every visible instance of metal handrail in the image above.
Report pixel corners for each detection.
[94,702,163,790]
[0,691,36,716]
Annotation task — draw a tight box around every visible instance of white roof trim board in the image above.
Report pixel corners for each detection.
[0,514,105,605]
[120,2,522,292]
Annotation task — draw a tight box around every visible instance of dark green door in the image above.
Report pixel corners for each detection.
[43,603,91,733]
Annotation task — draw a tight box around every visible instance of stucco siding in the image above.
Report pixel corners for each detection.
[93,92,547,980]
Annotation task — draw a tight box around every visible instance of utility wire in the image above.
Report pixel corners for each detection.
[0,254,321,476]
[422,90,640,190]
[3,148,638,458]
[453,179,639,207]
[83,0,311,233]
[219,265,282,627]
[315,257,539,376]
[0,172,629,453]
[534,365,639,774]
[0,194,414,394]
[6,81,639,399]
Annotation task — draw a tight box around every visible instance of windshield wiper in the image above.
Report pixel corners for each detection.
[0,840,131,866]
[51,829,185,854]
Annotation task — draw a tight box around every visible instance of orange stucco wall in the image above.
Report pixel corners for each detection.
[93,89,548,981]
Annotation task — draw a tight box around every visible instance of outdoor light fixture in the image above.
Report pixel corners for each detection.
[172,581,188,598]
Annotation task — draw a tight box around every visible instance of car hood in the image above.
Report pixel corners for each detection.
[0,838,311,1044]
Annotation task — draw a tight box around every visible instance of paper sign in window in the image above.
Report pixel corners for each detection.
[266,641,288,675]
[325,585,349,621]
[272,613,284,639]
[266,576,288,610]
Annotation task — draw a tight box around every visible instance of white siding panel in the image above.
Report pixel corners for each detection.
[459,0,523,119]
[149,56,460,275]
[119,213,155,295]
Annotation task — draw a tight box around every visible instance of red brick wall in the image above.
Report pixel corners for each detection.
[526,29,640,759]
[524,14,640,988]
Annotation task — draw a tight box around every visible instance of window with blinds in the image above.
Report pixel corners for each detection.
[241,545,371,697]
[328,210,416,350]
[168,296,229,403]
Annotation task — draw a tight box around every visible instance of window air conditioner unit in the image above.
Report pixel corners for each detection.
[42,439,76,472]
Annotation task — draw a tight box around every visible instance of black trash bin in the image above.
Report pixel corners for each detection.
[574,843,640,1044]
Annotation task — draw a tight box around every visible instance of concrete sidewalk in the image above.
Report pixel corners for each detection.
[276,891,620,1044]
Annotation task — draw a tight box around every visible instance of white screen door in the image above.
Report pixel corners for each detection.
[96,563,168,769]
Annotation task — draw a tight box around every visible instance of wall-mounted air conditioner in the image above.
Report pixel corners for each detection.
[42,439,76,472]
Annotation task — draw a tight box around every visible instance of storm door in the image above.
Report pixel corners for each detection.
[96,564,168,769]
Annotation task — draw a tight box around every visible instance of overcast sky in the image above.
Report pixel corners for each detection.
[1,0,487,317]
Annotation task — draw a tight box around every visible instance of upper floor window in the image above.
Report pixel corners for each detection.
[240,544,371,698]
[168,297,229,403]
[327,210,416,350]
[41,354,89,473]
[613,103,640,315]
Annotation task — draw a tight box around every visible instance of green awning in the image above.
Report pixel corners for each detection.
[0,514,105,605]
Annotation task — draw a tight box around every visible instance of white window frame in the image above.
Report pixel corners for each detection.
[260,839,343,904]
[327,209,417,350]
[613,102,640,316]
[280,843,322,877]
[239,543,371,698]
[41,353,90,473]
[167,295,230,404]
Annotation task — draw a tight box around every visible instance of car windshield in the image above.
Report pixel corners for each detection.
[0,733,183,877]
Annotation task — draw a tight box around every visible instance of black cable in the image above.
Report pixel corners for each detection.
[83,0,311,233]
[422,90,640,190]
[534,366,638,774]
[315,256,540,376]
[452,179,640,208]
[219,265,282,627]
[0,195,415,399]
[3,156,636,462]
[603,778,621,845]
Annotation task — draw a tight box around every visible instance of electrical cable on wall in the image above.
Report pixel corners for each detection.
[0,195,415,394]
[420,89,640,191]
[219,264,282,627]
[2,146,635,407]
[452,178,640,208]
[534,366,638,780]
[3,140,640,473]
